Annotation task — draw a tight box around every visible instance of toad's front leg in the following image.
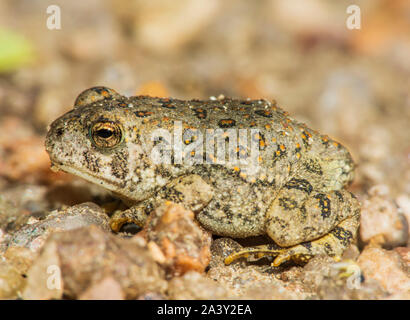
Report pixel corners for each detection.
[110,174,213,232]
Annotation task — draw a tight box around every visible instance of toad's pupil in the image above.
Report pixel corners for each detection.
[97,129,113,138]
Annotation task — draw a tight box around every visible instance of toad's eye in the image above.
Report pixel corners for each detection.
[90,121,123,149]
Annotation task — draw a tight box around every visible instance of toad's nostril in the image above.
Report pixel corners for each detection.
[56,128,64,137]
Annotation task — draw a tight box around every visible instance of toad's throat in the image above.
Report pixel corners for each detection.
[50,161,135,200]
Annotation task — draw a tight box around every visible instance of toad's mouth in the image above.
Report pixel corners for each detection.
[49,160,135,201]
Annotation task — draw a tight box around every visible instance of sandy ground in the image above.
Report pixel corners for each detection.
[0,0,409,299]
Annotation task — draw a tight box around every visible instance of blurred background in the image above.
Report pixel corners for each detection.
[0,0,409,210]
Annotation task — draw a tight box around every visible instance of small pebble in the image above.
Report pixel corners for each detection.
[0,259,26,299]
[143,202,212,276]
[23,225,167,299]
[357,246,410,295]
[359,185,408,248]
[6,202,110,252]
[78,277,125,300]
[168,271,229,300]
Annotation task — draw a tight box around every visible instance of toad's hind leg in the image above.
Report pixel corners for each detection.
[225,187,360,266]
[225,210,360,266]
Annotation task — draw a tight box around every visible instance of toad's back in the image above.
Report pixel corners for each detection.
[126,94,355,191]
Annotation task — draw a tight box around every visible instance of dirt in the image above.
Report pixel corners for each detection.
[0,0,409,300]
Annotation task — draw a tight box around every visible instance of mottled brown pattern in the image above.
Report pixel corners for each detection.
[46,87,360,266]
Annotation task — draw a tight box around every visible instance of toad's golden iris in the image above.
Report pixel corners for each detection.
[90,121,123,149]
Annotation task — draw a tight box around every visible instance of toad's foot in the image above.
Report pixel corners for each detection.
[224,242,286,265]
[332,259,362,280]
[225,212,359,267]
[110,207,147,232]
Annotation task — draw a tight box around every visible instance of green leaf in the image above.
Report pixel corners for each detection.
[0,29,35,73]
